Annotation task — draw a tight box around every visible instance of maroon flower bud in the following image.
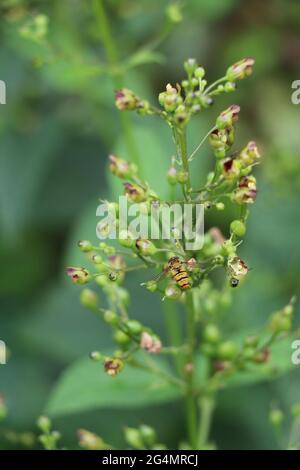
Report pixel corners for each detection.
[109,154,137,179]
[232,175,257,204]
[226,58,255,82]
[254,348,270,364]
[123,182,147,203]
[216,105,240,130]
[140,332,162,354]
[209,127,235,158]
[104,357,124,376]
[239,141,260,167]
[115,88,139,111]
[221,158,241,180]
[66,267,90,285]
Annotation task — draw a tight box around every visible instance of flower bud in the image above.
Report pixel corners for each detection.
[226,58,255,82]
[115,88,139,110]
[209,127,234,157]
[269,311,292,333]
[217,341,237,360]
[203,324,221,344]
[224,82,237,92]
[159,83,182,112]
[221,158,241,180]
[140,332,162,354]
[78,240,93,252]
[37,416,51,434]
[164,284,182,300]
[239,141,260,167]
[232,175,257,204]
[80,288,98,309]
[216,105,240,130]
[103,310,119,325]
[230,220,246,237]
[109,154,137,179]
[194,67,205,79]
[139,425,156,448]
[166,3,183,24]
[254,348,270,364]
[136,239,157,256]
[221,239,236,257]
[89,351,103,361]
[78,429,107,450]
[177,170,189,184]
[174,106,189,127]
[118,230,135,248]
[66,267,90,285]
[126,320,143,336]
[141,280,158,292]
[124,182,147,203]
[95,274,109,287]
[269,409,284,429]
[104,357,124,376]
[216,202,225,211]
[124,427,144,449]
[167,166,178,185]
[184,58,197,76]
[113,330,131,346]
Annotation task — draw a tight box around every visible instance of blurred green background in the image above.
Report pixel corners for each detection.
[0,0,300,450]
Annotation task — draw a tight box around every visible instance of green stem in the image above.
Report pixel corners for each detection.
[185,291,197,448]
[162,302,184,376]
[93,0,141,168]
[203,76,227,96]
[197,396,215,449]
[176,128,191,200]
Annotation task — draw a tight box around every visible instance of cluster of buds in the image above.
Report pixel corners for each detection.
[268,299,295,334]
[232,175,257,204]
[124,424,160,449]
[109,154,137,179]
[209,127,235,159]
[115,88,150,114]
[158,83,183,113]
[140,332,162,354]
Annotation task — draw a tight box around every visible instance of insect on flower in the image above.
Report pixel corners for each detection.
[226,256,249,287]
[153,256,192,290]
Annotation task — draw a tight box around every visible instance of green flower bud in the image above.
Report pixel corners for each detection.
[166,3,183,23]
[115,88,139,111]
[103,310,119,325]
[194,67,205,79]
[203,324,221,344]
[167,166,178,185]
[177,170,189,184]
[124,427,144,449]
[80,288,98,309]
[164,284,182,300]
[216,105,240,130]
[244,335,259,348]
[226,58,255,82]
[224,82,237,92]
[184,58,197,76]
[95,274,109,287]
[114,330,131,346]
[230,220,246,237]
[269,409,284,429]
[66,267,90,285]
[37,416,51,434]
[89,351,103,361]
[221,239,236,257]
[78,429,108,450]
[174,107,189,127]
[136,239,157,256]
[269,312,292,333]
[139,425,156,447]
[118,230,135,248]
[216,202,225,211]
[217,341,237,360]
[181,79,189,89]
[141,280,158,292]
[78,240,93,252]
[126,320,143,336]
[124,182,147,203]
[117,287,130,306]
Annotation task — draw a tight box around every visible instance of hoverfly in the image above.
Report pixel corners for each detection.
[226,256,248,287]
[154,256,192,290]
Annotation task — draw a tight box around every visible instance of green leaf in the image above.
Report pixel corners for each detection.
[126,50,165,69]
[46,356,181,417]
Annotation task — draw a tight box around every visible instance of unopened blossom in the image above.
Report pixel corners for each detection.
[115,88,139,111]
[123,182,147,203]
[209,127,235,158]
[221,158,241,180]
[104,358,124,377]
[216,105,240,130]
[78,429,107,450]
[66,267,90,285]
[135,239,157,256]
[232,175,257,204]
[226,58,255,82]
[239,141,260,167]
[158,83,183,112]
[140,332,162,354]
[109,154,137,179]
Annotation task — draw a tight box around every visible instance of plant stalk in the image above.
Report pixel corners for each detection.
[185,290,197,448]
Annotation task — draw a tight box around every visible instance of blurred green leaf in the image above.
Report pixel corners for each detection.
[46,355,181,417]
[126,49,165,69]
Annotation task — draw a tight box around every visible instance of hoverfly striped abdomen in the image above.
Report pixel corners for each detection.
[167,256,191,290]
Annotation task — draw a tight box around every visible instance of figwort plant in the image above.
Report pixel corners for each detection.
[65,57,297,450]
